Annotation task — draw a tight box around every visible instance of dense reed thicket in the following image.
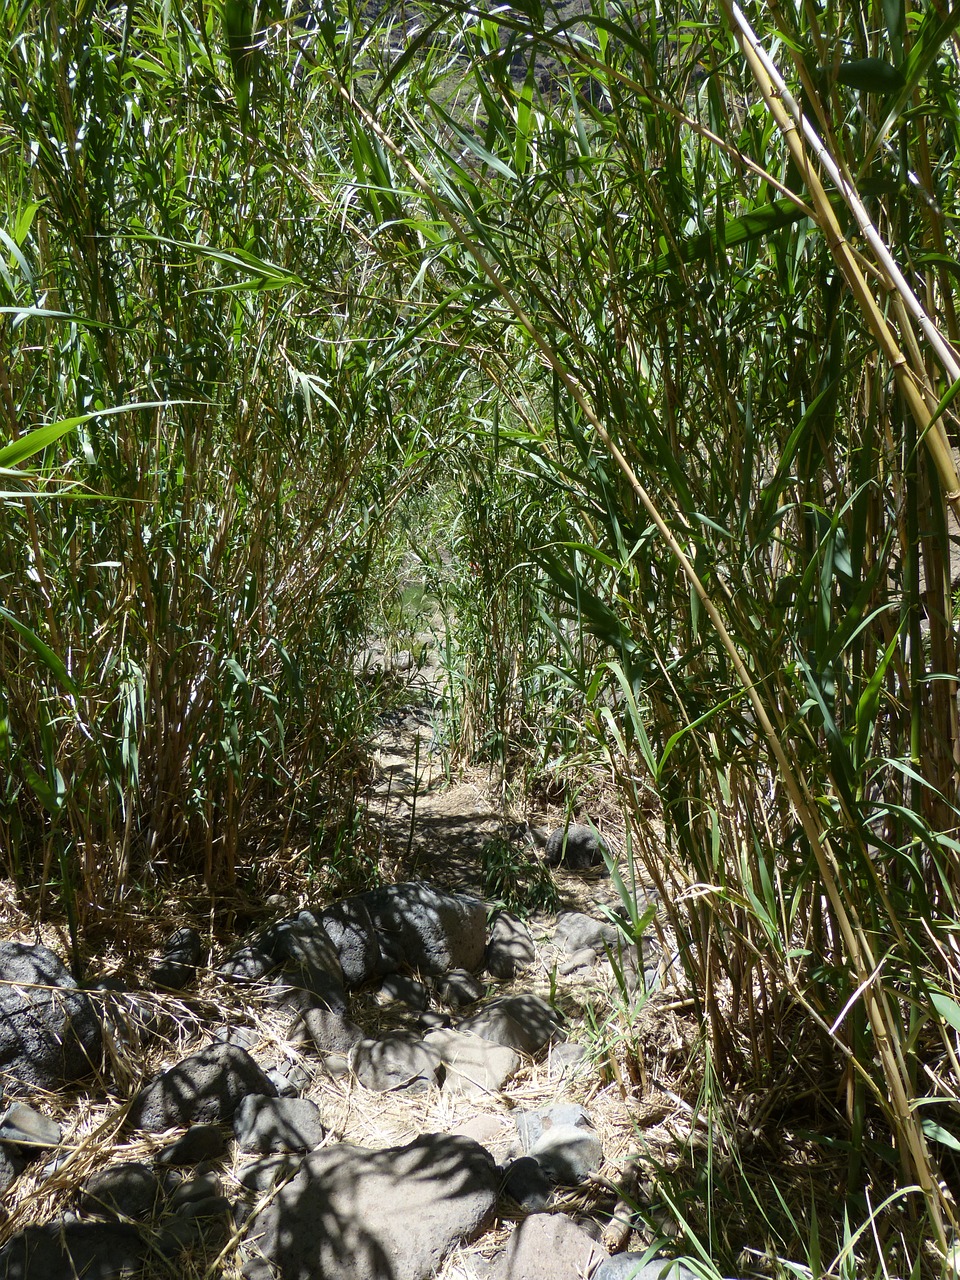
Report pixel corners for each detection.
[0,3,463,910]
[4,0,960,1271]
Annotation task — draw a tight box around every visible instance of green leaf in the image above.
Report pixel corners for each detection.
[0,402,195,470]
[0,416,87,469]
[864,4,960,162]
[22,761,66,815]
[882,0,904,53]
[922,1118,960,1152]
[223,0,255,109]
[833,58,905,93]
[853,623,903,770]
[642,194,844,277]
[0,606,78,695]
[930,990,960,1034]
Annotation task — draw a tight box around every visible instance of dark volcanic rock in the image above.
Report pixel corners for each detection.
[243,1133,499,1280]
[0,1145,24,1195]
[516,1103,602,1183]
[359,882,487,976]
[595,1257,701,1280]
[296,1005,364,1057]
[486,1212,607,1280]
[0,1101,62,1149]
[436,969,485,1009]
[351,1035,443,1092]
[0,1221,146,1280]
[233,1095,326,1154]
[151,926,203,990]
[314,897,383,987]
[218,946,278,984]
[155,1123,227,1165]
[128,1041,277,1131]
[424,1028,519,1097]
[553,911,620,955]
[80,1162,162,1219]
[0,942,102,1092]
[459,994,564,1056]
[485,913,536,981]
[501,1156,552,1210]
[544,824,606,870]
[260,913,343,983]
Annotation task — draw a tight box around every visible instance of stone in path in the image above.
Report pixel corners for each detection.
[516,1103,602,1185]
[545,824,606,870]
[128,1040,277,1131]
[233,1094,326,1153]
[553,911,620,956]
[459,994,563,1056]
[425,1028,520,1097]
[156,1123,226,1165]
[485,913,536,981]
[0,1221,146,1280]
[0,942,103,1092]
[360,882,487,976]
[150,925,202,991]
[80,1161,162,1218]
[595,1257,702,1280]
[243,1132,499,1280]
[501,1156,552,1210]
[351,1035,443,1092]
[0,1101,61,1148]
[436,969,485,1009]
[0,1146,23,1194]
[487,1213,608,1280]
[312,897,384,988]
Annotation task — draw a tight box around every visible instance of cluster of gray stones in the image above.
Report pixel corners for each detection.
[0,828,686,1280]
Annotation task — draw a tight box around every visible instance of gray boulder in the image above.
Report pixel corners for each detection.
[234,1095,326,1154]
[375,973,430,1012]
[559,947,598,975]
[0,1221,146,1280]
[150,926,202,990]
[128,1041,277,1131]
[295,1005,364,1057]
[553,911,620,955]
[261,914,347,1015]
[314,897,383,987]
[80,1162,162,1219]
[544,825,606,870]
[261,912,343,979]
[169,1171,223,1209]
[424,1028,520,1097]
[156,1123,226,1165]
[242,1133,499,1280]
[547,1042,588,1080]
[595,1258,700,1280]
[528,1126,602,1184]
[240,1153,304,1195]
[517,1104,602,1185]
[360,882,487,976]
[0,942,102,1091]
[218,946,278,984]
[485,913,536,981]
[0,1145,24,1195]
[501,1156,552,1210]
[460,994,563,1056]
[0,1101,62,1149]
[436,970,485,1009]
[350,1035,443,1092]
[516,1103,592,1150]
[487,1212,607,1280]
[155,1195,235,1258]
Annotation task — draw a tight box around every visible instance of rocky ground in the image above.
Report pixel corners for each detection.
[0,652,700,1280]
